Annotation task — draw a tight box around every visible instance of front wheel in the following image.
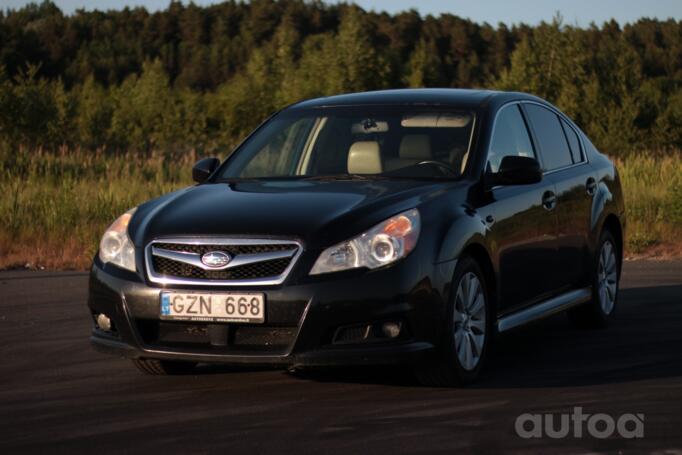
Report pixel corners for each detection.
[415,256,491,387]
[569,230,620,328]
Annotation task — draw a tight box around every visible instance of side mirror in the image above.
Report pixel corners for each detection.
[491,156,542,186]
[192,157,220,183]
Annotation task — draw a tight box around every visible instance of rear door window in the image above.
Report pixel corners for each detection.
[524,104,573,171]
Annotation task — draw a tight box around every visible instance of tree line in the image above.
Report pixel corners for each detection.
[0,0,680,155]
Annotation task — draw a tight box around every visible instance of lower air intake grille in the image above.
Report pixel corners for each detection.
[138,321,297,353]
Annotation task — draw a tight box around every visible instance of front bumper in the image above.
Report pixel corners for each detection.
[88,256,456,368]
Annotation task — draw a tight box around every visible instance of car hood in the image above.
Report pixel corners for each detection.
[129,179,456,249]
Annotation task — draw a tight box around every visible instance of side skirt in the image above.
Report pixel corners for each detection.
[496,287,592,333]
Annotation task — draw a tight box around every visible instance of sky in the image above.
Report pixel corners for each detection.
[1,0,681,26]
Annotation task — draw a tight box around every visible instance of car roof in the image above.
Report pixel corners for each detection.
[289,88,544,111]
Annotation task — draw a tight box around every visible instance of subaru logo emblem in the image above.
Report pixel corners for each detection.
[201,251,231,268]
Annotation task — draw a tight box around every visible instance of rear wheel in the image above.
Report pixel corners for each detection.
[132,359,197,375]
[415,256,491,387]
[569,229,620,328]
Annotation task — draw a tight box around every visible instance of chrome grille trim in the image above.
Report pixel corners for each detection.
[145,237,303,286]
[151,246,297,271]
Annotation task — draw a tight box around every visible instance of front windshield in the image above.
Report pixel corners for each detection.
[218,106,475,180]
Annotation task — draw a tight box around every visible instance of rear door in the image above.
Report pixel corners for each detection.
[522,103,594,292]
[478,103,559,313]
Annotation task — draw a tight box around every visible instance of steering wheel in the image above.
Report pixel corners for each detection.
[416,160,458,176]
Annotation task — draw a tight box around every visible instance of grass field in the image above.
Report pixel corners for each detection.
[0,146,680,270]
[614,153,682,258]
[0,146,195,269]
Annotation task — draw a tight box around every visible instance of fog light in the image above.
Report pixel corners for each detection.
[96,313,112,331]
[381,321,401,338]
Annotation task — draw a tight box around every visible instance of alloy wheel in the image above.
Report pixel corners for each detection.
[598,240,618,315]
[453,272,486,371]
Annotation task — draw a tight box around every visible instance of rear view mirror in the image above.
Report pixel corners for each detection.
[491,156,542,186]
[192,157,221,183]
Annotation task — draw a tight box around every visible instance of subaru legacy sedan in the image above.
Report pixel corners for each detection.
[89,89,625,386]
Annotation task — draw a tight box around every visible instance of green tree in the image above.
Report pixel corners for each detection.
[47,78,75,146]
[656,87,682,149]
[110,60,173,151]
[1,1,681,153]
[404,38,442,87]
[0,66,13,143]
[334,7,390,92]
[495,16,569,100]
[5,63,57,147]
[76,75,112,149]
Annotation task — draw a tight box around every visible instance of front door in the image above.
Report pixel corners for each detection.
[477,103,559,314]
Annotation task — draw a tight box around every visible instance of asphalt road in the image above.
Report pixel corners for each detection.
[1,261,681,454]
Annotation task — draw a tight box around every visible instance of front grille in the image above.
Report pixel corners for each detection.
[152,256,291,280]
[145,238,302,285]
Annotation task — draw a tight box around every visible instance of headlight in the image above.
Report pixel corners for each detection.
[99,208,137,272]
[310,208,420,275]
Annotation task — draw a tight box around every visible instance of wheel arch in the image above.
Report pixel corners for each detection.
[436,209,498,319]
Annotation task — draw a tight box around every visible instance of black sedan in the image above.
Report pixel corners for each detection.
[89,89,625,386]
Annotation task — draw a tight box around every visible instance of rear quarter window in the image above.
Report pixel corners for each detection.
[560,118,583,163]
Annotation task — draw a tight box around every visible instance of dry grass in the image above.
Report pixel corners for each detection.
[0,146,680,270]
[614,152,682,259]
[0,146,195,270]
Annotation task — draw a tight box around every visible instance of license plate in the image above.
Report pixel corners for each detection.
[160,292,265,323]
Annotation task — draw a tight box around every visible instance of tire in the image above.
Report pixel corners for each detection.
[132,359,198,375]
[568,229,620,329]
[415,256,491,387]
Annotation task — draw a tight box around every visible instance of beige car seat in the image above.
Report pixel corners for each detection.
[385,134,432,171]
[347,141,383,174]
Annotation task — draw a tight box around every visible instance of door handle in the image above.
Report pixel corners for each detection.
[586,177,597,196]
[542,191,557,211]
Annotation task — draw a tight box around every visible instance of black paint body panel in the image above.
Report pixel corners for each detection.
[88,89,625,366]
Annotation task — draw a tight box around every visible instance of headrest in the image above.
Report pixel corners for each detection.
[399,134,431,160]
[347,141,382,174]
